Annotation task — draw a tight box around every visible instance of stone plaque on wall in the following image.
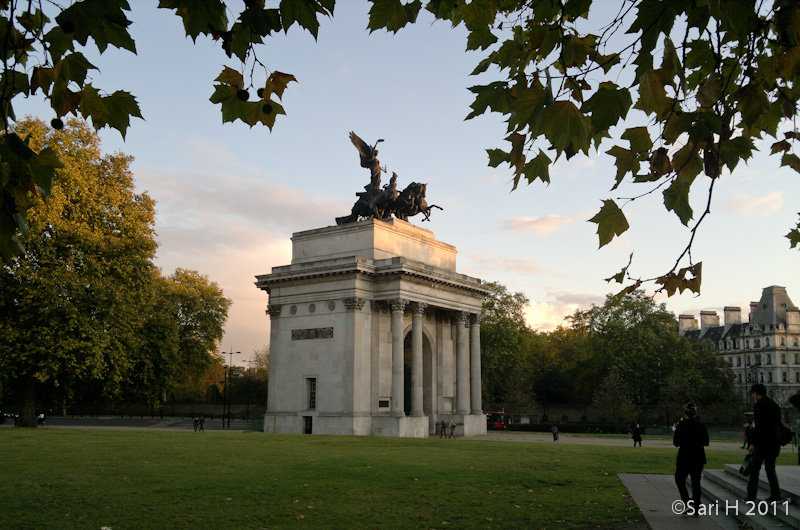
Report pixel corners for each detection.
[291,327,334,340]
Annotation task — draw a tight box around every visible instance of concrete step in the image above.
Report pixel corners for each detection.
[701,470,796,529]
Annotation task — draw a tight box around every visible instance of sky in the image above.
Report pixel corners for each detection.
[16,2,800,365]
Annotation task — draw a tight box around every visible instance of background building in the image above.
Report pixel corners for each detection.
[679,286,800,403]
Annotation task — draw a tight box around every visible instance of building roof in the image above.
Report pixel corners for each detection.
[750,285,798,328]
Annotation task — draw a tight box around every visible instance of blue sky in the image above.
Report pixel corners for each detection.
[16,2,800,363]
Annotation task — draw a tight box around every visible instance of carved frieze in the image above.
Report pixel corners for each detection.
[343,297,367,311]
[291,328,334,340]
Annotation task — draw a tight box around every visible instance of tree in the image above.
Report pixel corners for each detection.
[480,281,543,410]
[0,118,232,424]
[589,372,639,428]
[0,117,158,426]
[1,1,798,295]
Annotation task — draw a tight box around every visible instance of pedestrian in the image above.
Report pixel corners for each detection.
[440,418,446,438]
[632,423,642,447]
[193,417,199,432]
[741,422,750,449]
[37,413,45,426]
[199,416,205,432]
[448,419,455,439]
[746,383,782,502]
[789,393,800,464]
[551,424,559,441]
[673,402,709,515]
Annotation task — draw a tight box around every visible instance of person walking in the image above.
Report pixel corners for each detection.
[551,424,559,441]
[439,418,447,438]
[199,416,205,432]
[631,423,642,447]
[673,402,709,514]
[741,422,750,449]
[746,383,782,502]
[448,419,455,439]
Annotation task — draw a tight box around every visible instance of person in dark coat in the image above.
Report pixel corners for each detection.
[673,402,709,512]
[631,423,642,447]
[746,383,782,502]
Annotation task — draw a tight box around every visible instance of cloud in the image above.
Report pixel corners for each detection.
[502,214,575,234]
[460,253,550,278]
[720,191,783,218]
[524,291,605,331]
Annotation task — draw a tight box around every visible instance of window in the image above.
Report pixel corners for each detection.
[768,372,773,383]
[736,356,741,367]
[303,416,313,434]
[746,339,750,349]
[782,354,787,365]
[760,372,764,382]
[781,337,786,346]
[755,339,761,348]
[796,372,800,383]
[307,378,317,410]
[738,373,743,383]
[765,337,770,347]
[766,354,771,365]
[783,372,787,382]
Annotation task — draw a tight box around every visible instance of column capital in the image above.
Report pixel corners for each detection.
[452,310,470,326]
[470,313,483,326]
[343,297,367,311]
[266,304,282,318]
[388,298,409,313]
[411,301,428,316]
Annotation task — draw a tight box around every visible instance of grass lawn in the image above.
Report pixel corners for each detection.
[0,429,791,530]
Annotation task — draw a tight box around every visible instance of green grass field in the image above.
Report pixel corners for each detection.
[0,430,791,529]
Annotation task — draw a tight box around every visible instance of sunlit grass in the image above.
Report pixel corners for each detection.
[1,429,787,529]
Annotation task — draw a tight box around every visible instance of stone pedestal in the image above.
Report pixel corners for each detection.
[256,219,489,437]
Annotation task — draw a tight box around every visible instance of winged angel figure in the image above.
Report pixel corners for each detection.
[336,132,442,225]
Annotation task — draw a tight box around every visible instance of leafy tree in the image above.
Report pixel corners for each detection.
[0,117,157,426]
[480,281,543,410]
[2,0,798,295]
[0,118,231,424]
[589,372,639,428]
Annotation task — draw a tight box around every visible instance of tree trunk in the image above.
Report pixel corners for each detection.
[17,377,37,428]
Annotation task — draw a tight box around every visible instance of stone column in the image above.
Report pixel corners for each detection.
[411,302,427,417]
[389,298,408,416]
[455,311,470,415]
[470,313,482,415]
[265,304,282,412]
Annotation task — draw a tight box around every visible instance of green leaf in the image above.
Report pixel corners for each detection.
[158,0,228,41]
[368,0,422,33]
[56,0,136,54]
[520,150,552,188]
[787,215,800,249]
[734,83,769,127]
[486,148,509,168]
[662,175,694,226]
[605,253,633,284]
[281,0,336,38]
[215,66,244,88]
[466,82,512,120]
[263,71,297,100]
[655,263,702,296]
[634,69,671,117]
[581,82,631,132]
[541,100,591,156]
[718,136,754,172]
[589,199,629,248]
[782,153,800,173]
[606,145,640,189]
[620,126,653,154]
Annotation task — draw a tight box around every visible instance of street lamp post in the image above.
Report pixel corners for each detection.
[225,348,240,428]
[243,359,253,418]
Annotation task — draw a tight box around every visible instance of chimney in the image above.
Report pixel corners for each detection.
[700,310,720,329]
[750,302,758,323]
[679,314,698,333]
[724,306,742,326]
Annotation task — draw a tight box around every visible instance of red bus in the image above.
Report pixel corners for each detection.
[485,411,506,430]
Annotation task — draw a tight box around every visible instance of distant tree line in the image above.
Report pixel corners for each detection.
[480,283,741,427]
